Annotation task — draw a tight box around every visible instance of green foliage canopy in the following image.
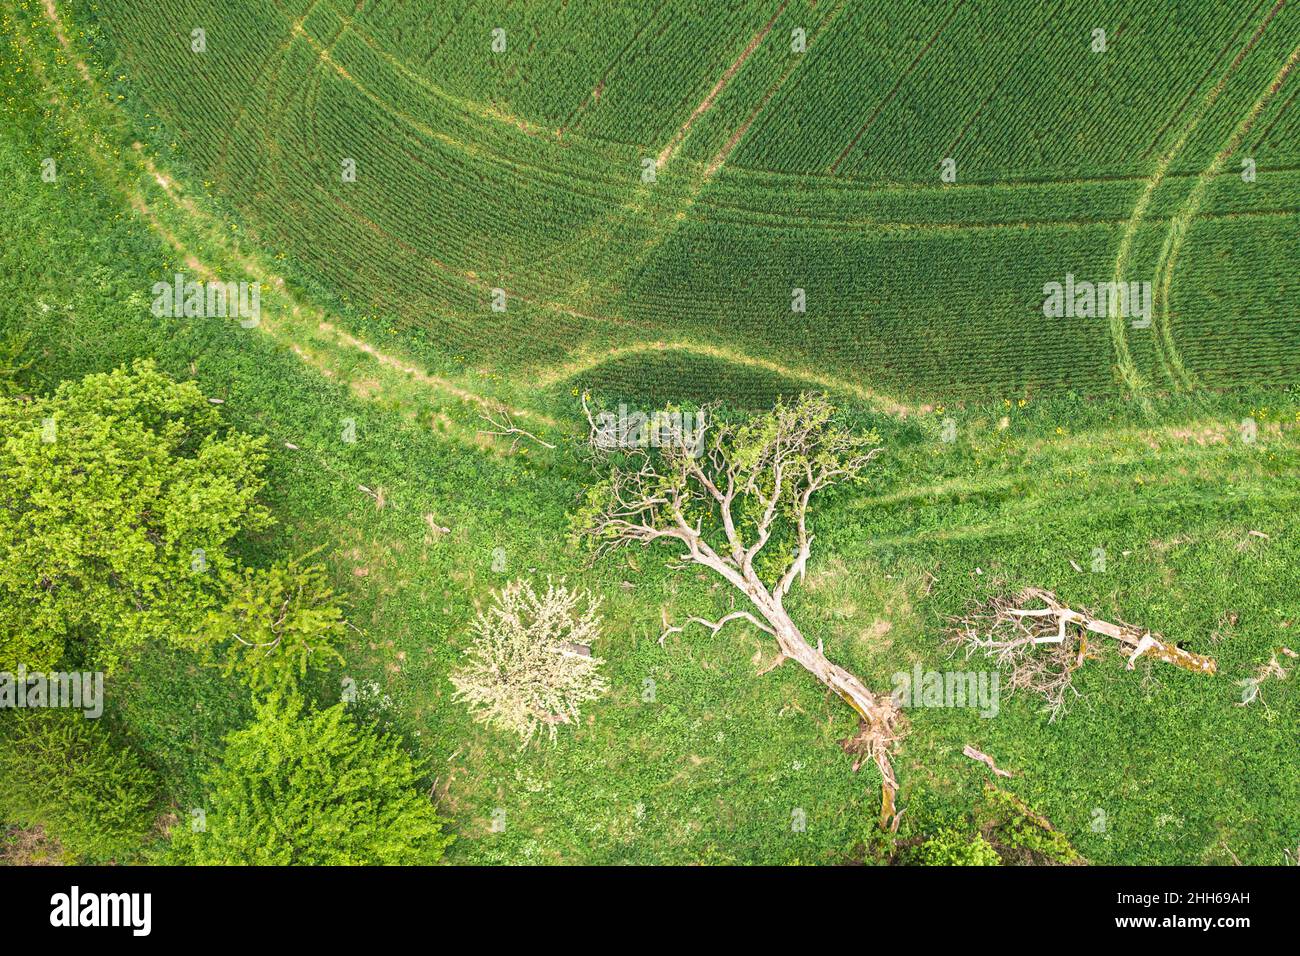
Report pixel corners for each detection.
[0,710,160,862]
[170,695,453,865]
[0,360,269,672]
[201,557,347,696]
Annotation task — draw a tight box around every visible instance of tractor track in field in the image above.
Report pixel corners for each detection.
[559,0,671,137]
[27,0,556,437]
[702,0,852,179]
[27,0,914,433]
[227,2,1297,270]
[1251,81,1300,150]
[1140,0,1274,161]
[940,5,1056,160]
[1150,41,1300,393]
[694,202,1300,236]
[308,180,649,330]
[31,0,1298,434]
[567,0,847,312]
[211,0,325,184]
[655,1,789,172]
[226,0,1300,225]
[1108,0,1294,406]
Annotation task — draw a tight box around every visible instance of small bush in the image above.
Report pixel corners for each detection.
[169,695,453,865]
[977,787,1083,865]
[199,557,346,696]
[451,578,607,745]
[909,828,1002,866]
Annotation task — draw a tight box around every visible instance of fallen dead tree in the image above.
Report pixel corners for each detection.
[949,587,1216,719]
[576,393,905,828]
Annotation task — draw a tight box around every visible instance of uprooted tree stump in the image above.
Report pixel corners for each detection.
[949,587,1216,719]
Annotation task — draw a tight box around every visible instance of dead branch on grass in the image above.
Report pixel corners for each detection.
[963,744,1015,778]
[478,407,556,450]
[949,587,1216,719]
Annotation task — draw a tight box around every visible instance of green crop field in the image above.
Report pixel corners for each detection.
[69,0,1300,402]
[1,0,1298,878]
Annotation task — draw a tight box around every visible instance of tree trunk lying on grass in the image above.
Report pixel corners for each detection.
[666,584,906,827]
[950,587,1217,719]
[578,394,904,828]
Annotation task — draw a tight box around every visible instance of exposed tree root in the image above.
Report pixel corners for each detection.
[949,587,1216,719]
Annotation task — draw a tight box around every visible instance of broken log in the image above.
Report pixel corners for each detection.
[1007,588,1216,675]
[949,588,1217,718]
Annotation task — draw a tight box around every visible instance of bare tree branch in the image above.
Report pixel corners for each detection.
[949,588,1217,720]
[659,609,776,646]
[478,407,556,450]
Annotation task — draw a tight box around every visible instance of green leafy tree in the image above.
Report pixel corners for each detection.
[170,696,454,865]
[0,710,159,862]
[201,557,347,696]
[0,360,270,672]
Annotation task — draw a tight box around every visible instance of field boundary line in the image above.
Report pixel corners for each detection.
[26,0,555,434]
[530,341,915,418]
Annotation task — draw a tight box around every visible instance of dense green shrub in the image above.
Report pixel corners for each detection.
[977,787,1083,865]
[0,361,345,693]
[200,557,347,696]
[0,710,159,862]
[170,696,453,865]
[898,788,1084,866]
[909,828,1002,866]
[0,360,270,672]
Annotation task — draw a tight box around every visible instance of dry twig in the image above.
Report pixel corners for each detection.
[963,744,1015,778]
[478,407,556,450]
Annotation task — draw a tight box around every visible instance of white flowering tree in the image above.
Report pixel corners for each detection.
[451,579,607,745]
